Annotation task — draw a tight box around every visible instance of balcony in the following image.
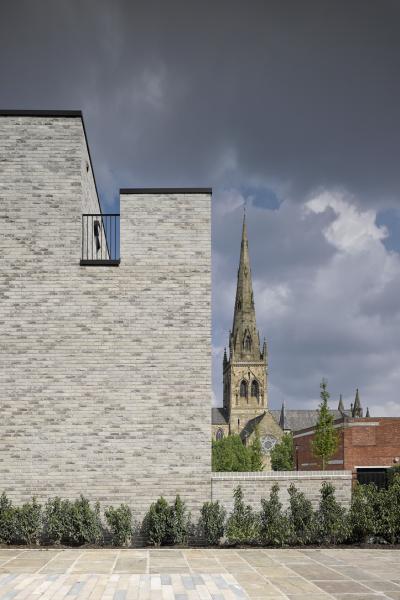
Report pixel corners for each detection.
[80,214,120,266]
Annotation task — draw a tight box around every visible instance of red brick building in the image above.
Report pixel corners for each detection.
[293,417,400,483]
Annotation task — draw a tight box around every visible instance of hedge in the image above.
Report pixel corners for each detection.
[0,474,399,547]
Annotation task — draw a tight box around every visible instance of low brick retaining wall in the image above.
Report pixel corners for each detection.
[211,471,352,513]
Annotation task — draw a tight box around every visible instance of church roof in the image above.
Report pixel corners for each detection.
[270,408,350,432]
[212,407,229,425]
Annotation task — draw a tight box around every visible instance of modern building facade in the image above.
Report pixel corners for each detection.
[0,111,212,520]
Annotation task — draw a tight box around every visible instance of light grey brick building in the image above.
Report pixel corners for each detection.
[0,110,353,525]
[0,111,212,521]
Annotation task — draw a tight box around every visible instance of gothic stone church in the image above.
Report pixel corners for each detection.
[211,216,283,467]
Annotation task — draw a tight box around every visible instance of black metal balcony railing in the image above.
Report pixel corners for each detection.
[80,214,120,266]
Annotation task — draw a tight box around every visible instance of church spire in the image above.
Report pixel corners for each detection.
[230,213,261,361]
[352,388,363,417]
[338,394,344,413]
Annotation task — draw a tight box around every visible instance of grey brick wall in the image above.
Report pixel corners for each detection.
[211,471,352,513]
[0,115,211,526]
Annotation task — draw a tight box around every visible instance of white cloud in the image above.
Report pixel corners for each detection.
[212,188,400,418]
[306,191,388,253]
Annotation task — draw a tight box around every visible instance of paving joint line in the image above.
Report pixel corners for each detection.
[111,548,121,575]
[236,549,291,600]
[0,549,28,569]
[65,549,84,575]
[307,549,387,598]
[36,549,63,574]
[182,548,193,575]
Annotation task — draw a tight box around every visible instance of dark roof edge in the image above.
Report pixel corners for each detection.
[79,116,103,217]
[0,110,102,216]
[120,187,212,195]
[0,110,82,117]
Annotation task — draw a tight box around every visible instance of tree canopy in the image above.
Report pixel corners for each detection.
[270,433,295,470]
[212,432,263,472]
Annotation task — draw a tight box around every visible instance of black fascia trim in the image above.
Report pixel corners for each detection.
[120,187,212,195]
[0,109,103,219]
[80,259,120,267]
[0,110,82,117]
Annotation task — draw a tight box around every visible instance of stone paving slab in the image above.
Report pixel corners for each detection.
[0,549,399,598]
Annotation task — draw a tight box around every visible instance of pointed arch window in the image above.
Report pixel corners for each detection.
[216,428,224,441]
[243,332,252,352]
[240,380,248,397]
[251,379,259,399]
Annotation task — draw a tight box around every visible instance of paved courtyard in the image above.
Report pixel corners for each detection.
[0,548,399,599]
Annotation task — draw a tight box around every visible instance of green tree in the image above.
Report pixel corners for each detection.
[270,433,295,470]
[311,379,339,469]
[212,434,262,472]
[259,483,289,546]
[317,482,349,544]
[376,474,400,544]
[225,486,259,544]
[0,492,16,544]
[105,504,133,547]
[287,483,316,545]
[348,483,377,543]
[143,497,170,546]
[168,495,191,545]
[198,501,226,546]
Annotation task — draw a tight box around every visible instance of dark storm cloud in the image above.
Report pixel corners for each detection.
[1,0,399,204]
[2,1,400,414]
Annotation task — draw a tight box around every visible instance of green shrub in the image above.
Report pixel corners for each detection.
[44,496,102,546]
[287,483,316,545]
[68,496,103,546]
[0,492,16,544]
[143,496,191,546]
[259,483,289,547]
[44,497,72,545]
[348,483,377,543]
[143,497,170,546]
[225,486,259,545]
[316,482,349,545]
[198,501,226,546]
[376,475,400,544]
[168,495,190,545]
[14,498,42,545]
[105,504,132,547]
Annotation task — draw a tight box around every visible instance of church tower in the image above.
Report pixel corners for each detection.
[223,214,268,432]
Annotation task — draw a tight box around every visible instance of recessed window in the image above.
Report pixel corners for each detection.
[251,379,259,399]
[240,380,248,397]
[216,429,224,441]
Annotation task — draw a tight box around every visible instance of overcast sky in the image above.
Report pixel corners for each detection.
[2,0,400,415]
